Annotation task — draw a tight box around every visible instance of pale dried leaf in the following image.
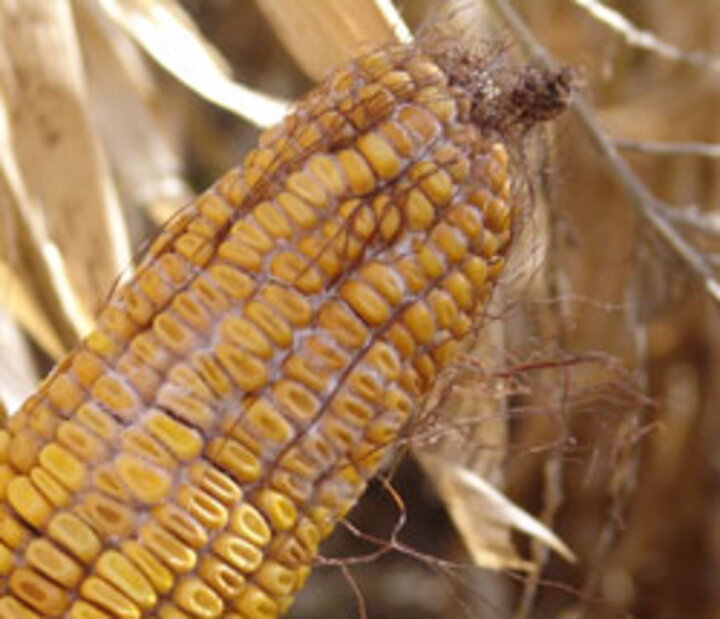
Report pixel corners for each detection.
[98,0,289,128]
[254,0,406,80]
[0,261,65,361]
[75,0,192,219]
[0,311,40,415]
[0,0,131,314]
[421,455,576,571]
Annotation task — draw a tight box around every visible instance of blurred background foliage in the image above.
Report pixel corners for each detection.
[1,1,719,617]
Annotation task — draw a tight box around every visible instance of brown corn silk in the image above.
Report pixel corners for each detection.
[0,42,567,618]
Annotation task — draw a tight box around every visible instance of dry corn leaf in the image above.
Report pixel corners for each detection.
[255,0,410,79]
[0,311,40,415]
[75,0,192,222]
[97,0,289,128]
[0,0,131,316]
[0,260,65,361]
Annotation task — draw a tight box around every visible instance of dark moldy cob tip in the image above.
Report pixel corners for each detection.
[422,37,573,137]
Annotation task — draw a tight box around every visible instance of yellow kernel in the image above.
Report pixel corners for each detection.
[197,191,234,226]
[140,521,197,574]
[276,191,318,229]
[347,368,383,402]
[253,201,292,239]
[177,487,228,531]
[48,512,101,564]
[208,264,255,300]
[220,315,273,360]
[174,232,213,266]
[444,271,473,309]
[39,443,86,492]
[96,550,157,610]
[417,245,446,279]
[233,584,278,619]
[57,421,106,463]
[153,313,196,355]
[246,300,294,348]
[255,489,297,531]
[462,255,489,288]
[485,197,511,232]
[398,105,440,142]
[188,461,242,506]
[207,438,261,483]
[153,504,208,549]
[366,342,402,381]
[318,301,369,348]
[230,219,274,253]
[122,540,174,595]
[0,543,12,576]
[30,466,70,507]
[379,118,414,157]
[261,284,313,327]
[71,350,104,388]
[338,148,376,194]
[255,561,297,596]
[198,556,245,599]
[171,292,211,332]
[8,430,40,473]
[145,411,203,461]
[270,251,324,294]
[308,154,346,196]
[230,503,271,547]
[333,392,374,426]
[138,267,171,307]
[357,132,401,180]
[273,380,320,422]
[175,577,224,618]
[433,338,459,366]
[359,261,404,304]
[340,280,390,326]
[213,533,263,573]
[245,398,295,445]
[80,576,141,619]
[0,508,28,549]
[218,239,263,272]
[432,223,467,262]
[192,352,233,398]
[450,203,483,238]
[157,386,213,430]
[47,373,83,415]
[405,188,435,230]
[26,539,82,588]
[68,601,112,619]
[115,453,172,503]
[10,567,69,616]
[216,344,268,391]
[7,477,51,529]
[286,171,327,207]
[429,289,459,329]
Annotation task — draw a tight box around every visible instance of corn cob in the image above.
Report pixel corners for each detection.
[0,41,569,618]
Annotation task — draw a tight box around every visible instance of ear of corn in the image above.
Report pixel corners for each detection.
[0,43,517,618]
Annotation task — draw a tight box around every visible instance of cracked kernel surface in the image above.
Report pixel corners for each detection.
[0,42,518,617]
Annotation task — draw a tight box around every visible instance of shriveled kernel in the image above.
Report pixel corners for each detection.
[338,148,376,194]
[256,489,297,531]
[341,280,391,327]
[398,105,440,142]
[96,550,157,609]
[115,454,172,503]
[175,577,224,617]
